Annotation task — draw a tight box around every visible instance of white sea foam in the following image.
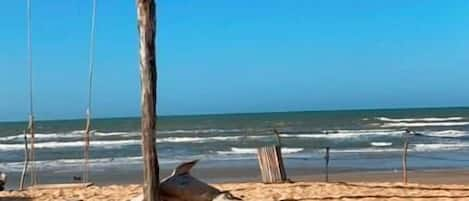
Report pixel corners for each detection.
[423,130,469,138]
[371,142,393,147]
[381,122,469,128]
[412,143,469,152]
[0,135,249,151]
[0,128,245,142]
[94,132,139,137]
[280,129,401,139]
[158,136,242,143]
[0,156,184,172]
[376,117,464,122]
[331,148,402,153]
[159,128,242,134]
[0,139,141,151]
[217,147,304,155]
[0,133,83,141]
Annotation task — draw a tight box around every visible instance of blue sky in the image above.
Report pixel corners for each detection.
[1,0,469,121]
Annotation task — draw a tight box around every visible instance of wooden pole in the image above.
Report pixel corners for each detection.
[325,147,330,182]
[19,130,29,190]
[273,129,282,146]
[137,0,159,200]
[402,130,410,184]
[83,0,97,184]
[324,131,330,182]
[26,0,37,186]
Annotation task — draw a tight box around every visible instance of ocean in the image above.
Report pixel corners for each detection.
[2,107,469,186]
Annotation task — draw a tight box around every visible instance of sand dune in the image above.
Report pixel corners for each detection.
[2,182,469,201]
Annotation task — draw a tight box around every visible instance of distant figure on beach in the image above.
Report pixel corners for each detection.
[73,176,82,182]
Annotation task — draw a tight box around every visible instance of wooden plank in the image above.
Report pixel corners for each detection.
[137,0,160,201]
[257,146,287,184]
[29,183,93,190]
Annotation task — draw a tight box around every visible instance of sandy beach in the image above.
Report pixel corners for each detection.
[3,181,469,201]
[3,169,469,201]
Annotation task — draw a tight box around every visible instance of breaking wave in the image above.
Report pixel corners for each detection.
[280,129,402,139]
[422,130,469,138]
[381,122,469,128]
[370,142,392,147]
[217,147,304,155]
[412,143,469,152]
[376,117,464,122]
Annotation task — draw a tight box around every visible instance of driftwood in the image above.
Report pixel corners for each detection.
[132,160,242,201]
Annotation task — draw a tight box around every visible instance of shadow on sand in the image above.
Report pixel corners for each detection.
[281,194,469,200]
[0,197,32,201]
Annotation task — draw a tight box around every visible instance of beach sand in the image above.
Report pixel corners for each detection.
[3,169,469,200]
[3,181,469,201]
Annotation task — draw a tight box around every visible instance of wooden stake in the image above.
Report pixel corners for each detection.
[28,115,37,185]
[137,0,159,200]
[19,130,29,190]
[83,112,91,183]
[325,147,330,182]
[273,129,282,146]
[402,130,410,184]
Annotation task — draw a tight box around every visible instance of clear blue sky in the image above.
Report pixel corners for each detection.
[1,0,469,121]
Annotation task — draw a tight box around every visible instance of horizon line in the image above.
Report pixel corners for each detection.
[1,105,469,123]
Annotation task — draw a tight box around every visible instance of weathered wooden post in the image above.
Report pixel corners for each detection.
[325,147,330,182]
[137,0,159,200]
[324,131,330,182]
[26,0,37,186]
[402,129,410,184]
[19,130,29,190]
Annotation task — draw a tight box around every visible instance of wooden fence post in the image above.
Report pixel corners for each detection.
[325,147,330,182]
[137,0,159,200]
[402,129,410,184]
[19,130,29,190]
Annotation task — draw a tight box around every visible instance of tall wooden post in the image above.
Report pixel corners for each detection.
[137,0,159,200]
[402,129,410,184]
[324,131,330,182]
[325,147,330,182]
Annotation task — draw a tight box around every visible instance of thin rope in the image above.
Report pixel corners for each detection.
[26,0,37,186]
[83,0,97,183]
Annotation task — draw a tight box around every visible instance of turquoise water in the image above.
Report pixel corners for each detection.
[2,107,469,174]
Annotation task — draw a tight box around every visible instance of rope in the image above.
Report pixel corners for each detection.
[83,0,97,183]
[26,0,37,186]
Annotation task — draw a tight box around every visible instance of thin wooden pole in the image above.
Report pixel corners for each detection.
[402,129,410,184]
[325,147,330,182]
[137,0,159,200]
[324,131,330,182]
[83,0,97,184]
[26,0,37,186]
[273,129,282,146]
[19,130,29,190]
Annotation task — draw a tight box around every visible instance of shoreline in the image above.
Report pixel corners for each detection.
[5,165,469,190]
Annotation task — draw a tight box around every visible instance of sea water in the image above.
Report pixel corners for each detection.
[2,107,469,183]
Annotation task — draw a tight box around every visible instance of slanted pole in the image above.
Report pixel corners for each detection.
[137,0,159,200]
